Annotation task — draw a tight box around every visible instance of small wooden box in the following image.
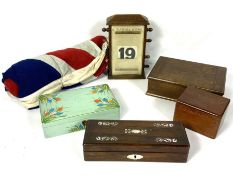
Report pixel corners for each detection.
[83,120,190,162]
[39,84,120,138]
[146,56,227,101]
[173,86,230,139]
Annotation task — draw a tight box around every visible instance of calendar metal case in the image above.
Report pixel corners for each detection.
[103,14,152,79]
[39,84,120,138]
[83,120,190,162]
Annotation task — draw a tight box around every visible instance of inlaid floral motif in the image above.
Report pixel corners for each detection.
[153,122,174,128]
[98,121,118,126]
[125,129,147,134]
[155,137,178,143]
[96,136,118,141]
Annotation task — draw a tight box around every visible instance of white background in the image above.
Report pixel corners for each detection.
[0,0,232,174]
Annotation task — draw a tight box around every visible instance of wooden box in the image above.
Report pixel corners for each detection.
[83,120,190,162]
[146,56,227,101]
[39,84,120,138]
[173,86,230,139]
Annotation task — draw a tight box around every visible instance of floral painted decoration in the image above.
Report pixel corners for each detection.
[94,97,119,111]
[68,123,85,133]
[39,93,61,104]
[90,84,110,94]
[39,93,66,123]
[41,106,65,123]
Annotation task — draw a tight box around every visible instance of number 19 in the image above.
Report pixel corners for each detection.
[118,47,136,59]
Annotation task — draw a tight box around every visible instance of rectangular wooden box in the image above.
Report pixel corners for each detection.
[146,56,227,101]
[174,86,230,139]
[83,120,190,162]
[39,84,120,138]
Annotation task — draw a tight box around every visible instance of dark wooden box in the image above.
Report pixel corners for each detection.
[83,120,190,162]
[174,86,230,139]
[146,56,227,101]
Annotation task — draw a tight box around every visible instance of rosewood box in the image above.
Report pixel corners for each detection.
[146,56,227,101]
[83,120,190,162]
[39,84,120,138]
[173,86,230,139]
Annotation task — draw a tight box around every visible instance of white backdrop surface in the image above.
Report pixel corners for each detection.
[0,0,232,175]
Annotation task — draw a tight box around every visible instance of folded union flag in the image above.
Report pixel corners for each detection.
[2,36,108,109]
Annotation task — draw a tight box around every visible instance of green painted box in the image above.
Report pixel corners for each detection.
[39,84,120,138]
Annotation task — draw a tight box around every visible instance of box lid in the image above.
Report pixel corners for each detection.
[148,56,227,95]
[39,84,119,126]
[106,14,149,25]
[83,120,190,153]
[177,86,230,117]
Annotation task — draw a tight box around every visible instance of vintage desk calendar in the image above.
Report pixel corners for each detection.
[146,56,227,101]
[39,84,120,138]
[174,86,230,139]
[103,14,153,79]
[83,120,190,162]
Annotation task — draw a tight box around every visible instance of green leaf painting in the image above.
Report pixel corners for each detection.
[68,123,85,133]
[39,93,61,104]
[90,84,110,94]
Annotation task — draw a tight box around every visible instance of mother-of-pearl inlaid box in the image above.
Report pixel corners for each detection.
[83,120,190,162]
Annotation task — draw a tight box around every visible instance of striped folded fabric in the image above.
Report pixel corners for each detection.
[2,36,108,109]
